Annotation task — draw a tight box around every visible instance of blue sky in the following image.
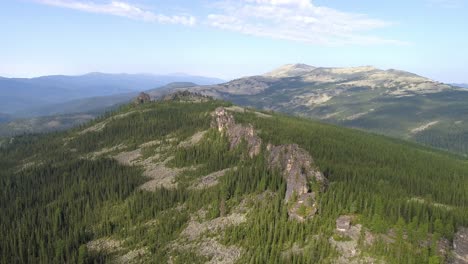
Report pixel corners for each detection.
[1,0,467,82]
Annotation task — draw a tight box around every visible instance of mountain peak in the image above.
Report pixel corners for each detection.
[264,63,316,78]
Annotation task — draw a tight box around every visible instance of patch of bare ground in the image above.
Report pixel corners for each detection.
[86,238,148,263]
[114,149,142,166]
[78,121,108,135]
[87,238,123,253]
[16,159,42,172]
[86,144,127,159]
[181,212,246,241]
[106,136,194,191]
[115,248,148,264]
[78,110,151,136]
[178,130,208,148]
[225,106,246,113]
[321,111,342,120]
[408,197,454,210]
[138,157,183,190]
[254,111,272,118]
[168,199,252,264]
[410,121,439,134]
[344,109,375,121]
[197,239,242,264]
[330,215,383,264]
[140,139,163,148]
[189,167,236,190]
[225,106,272,118]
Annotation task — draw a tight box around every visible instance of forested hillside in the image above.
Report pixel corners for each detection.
[1,95,467,263]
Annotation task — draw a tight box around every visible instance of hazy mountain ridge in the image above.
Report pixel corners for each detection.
[451,83,468,88]
[0,113,95,137]
[0,73,224,116]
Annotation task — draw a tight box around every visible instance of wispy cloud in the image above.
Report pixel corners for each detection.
[35,0,196,26]
[35,0,404,46]
[207,0,406,46]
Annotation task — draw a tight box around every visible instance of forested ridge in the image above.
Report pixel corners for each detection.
[0,98,467,263]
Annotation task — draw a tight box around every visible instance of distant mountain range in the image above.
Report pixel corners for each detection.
[164,64,468,154]
[0,72,224,116]
[0,82,203,136]
[3,65,468,155]
[451,83,468,88]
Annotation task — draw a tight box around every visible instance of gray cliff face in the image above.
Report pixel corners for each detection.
[212,107,327,221]
[267,143,327,221]
[266,143,326,201]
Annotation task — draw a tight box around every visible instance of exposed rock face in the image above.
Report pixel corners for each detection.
[453,228,468,264]
[330,216,381,264]
[267,143,327,221]
[211,107,327,221]
[267,143,326,201]
[134,92,151,105]
[212,107,262,157]
[336,215,352,233]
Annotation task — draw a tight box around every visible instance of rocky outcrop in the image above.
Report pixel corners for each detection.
[336,215,352,233]
[452,228,468,264]
[134,92,151,105]
[267,143,326,201]
[211,107,327,221]
[267,143,327,221]
[330,215,381,264]
[212,107,262,157]
[163,90,212,102]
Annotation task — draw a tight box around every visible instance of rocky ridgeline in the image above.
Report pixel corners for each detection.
[163,90,212,102]
[212,107,327,221]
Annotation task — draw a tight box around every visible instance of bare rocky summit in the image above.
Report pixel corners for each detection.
[263,63,317,78]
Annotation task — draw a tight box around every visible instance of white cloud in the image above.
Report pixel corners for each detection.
[35,0,196,26]
[35,0,404,46]
[207,0,405,46]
